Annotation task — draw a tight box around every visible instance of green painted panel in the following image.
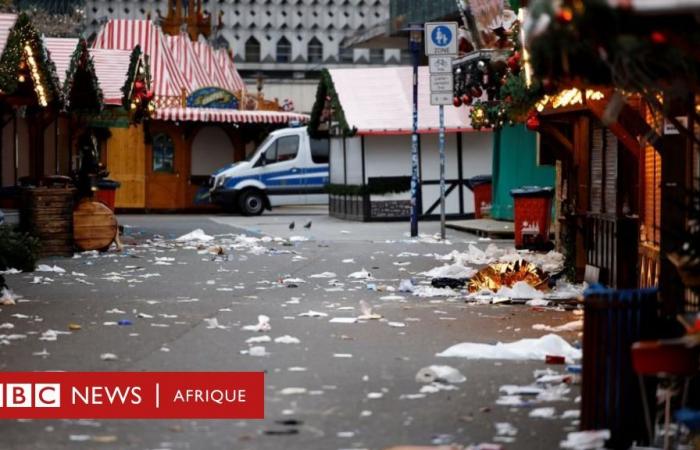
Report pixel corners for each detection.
[491,125,555,220]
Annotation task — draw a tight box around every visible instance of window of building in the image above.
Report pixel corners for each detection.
[369,48,384,64]
[310,138,329,164]
[308,37,323,63]
[339,47,353,63]
[152,133,175,173]
[276,36,292,63]
[245,36,260,62]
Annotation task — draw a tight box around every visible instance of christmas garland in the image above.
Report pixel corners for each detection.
[525,0,700,95]
[308,69,355,139]
[63,37,103,114]
[453,20,543,130]
[120,45,154,122]
[0,13,61,104]
[121,45,142,110]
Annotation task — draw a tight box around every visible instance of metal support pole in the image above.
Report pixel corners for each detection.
[410,40,419,237]
[439,105,446,240]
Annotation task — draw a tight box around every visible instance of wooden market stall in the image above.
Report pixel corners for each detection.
[0,13,63,197]
[91,18,309,211]
[308,66,494,221]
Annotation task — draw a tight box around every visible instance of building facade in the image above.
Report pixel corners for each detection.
[84,0,407,112]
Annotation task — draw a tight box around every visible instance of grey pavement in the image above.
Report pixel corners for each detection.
[0,207,581,450]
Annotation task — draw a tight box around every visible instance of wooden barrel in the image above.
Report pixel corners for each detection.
[73,199,118,251]
[20,187,76,257]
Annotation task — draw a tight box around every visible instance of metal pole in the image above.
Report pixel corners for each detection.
[410,39,419,237]
[439,104,446,240]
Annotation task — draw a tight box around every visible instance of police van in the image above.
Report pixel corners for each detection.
[209,126,329,215]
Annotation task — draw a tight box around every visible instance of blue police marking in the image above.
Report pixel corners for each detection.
[431,26,452,47]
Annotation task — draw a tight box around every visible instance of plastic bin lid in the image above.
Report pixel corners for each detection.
[466,174,492,189]
[510,186,554,198]
[96,179,121,189]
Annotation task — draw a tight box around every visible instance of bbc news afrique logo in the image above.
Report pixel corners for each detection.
[0,383,61,408]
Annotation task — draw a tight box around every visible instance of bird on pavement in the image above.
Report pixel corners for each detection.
[304,220,312,229]
[289,221,295,230]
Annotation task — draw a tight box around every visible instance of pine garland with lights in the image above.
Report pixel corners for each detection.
[453,19,543,130]
[63,37,103,114]
[0,13,61,105]
[308,69,355,138]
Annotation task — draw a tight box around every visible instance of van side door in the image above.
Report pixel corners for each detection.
[303,136,330,204]
[253,134,304,200]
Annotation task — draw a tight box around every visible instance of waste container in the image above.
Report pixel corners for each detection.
[582,286,659,449]
[466,175,492,219]
[95,179,121,211]
[510,186,554,249]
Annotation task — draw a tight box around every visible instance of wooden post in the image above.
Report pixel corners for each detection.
[573,115,591,282]
[658,94,693,314]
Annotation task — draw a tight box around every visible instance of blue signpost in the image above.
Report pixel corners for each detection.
[426,22,457,240]
[407,24,423,238]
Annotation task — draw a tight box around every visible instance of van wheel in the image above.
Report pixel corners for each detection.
[238,189,265,216]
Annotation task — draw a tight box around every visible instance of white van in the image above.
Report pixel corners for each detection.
[209,126,329,215]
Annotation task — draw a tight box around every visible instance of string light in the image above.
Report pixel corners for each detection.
[23,41,48,107]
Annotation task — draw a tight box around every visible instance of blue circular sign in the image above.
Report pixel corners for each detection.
[431,26,452,47]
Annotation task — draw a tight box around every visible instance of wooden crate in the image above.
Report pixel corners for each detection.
[20,187,76,257]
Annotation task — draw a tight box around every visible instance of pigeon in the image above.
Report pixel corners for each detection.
[289,221,295,230]
[304,220,312,229]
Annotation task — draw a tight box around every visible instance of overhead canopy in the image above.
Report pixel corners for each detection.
[92,18,306,124]
[312,66,478,136]
[45,37,134,107]
[0,13,16,55]
[154,107,309,124]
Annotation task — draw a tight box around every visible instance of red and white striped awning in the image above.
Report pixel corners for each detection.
[154,107,309,124]
[93,19,189,99]
[43,37,77,85]
[90,48,133,105]
[0,13,17,56]
[44,37,133,106]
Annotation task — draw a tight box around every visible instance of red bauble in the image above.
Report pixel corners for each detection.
[507,56,520,72]
[650,31,667,44]
[556,7,573,23]
[470,86,483,98]
[461,94,473,106]
[134,80,145,92]
[526,112,540,131]
[453,96,462,107]
[143,90,155,101]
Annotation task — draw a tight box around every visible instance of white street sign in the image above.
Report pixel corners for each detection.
[430,74,453,92]
[431,92,452,106]
[429,56,453,74]
[425,22,458,56]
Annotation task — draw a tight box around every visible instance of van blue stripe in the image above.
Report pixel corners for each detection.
[222,166,328,189]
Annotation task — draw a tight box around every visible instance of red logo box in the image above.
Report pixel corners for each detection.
[0,372,264,419]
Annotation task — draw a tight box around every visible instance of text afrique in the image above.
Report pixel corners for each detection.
[173,389,247,404]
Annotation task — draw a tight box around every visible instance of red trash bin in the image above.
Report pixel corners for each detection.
[95,179,121,211]
[466,175,492,219]
[510,186,554,249]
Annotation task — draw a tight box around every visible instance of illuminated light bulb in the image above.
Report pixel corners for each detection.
[18,74,25,82]
[130,102,137,110]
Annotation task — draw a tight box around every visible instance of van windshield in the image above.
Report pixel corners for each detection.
[246,134,276,162]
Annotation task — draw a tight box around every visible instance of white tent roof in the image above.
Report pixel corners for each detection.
[328,66,480,135]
